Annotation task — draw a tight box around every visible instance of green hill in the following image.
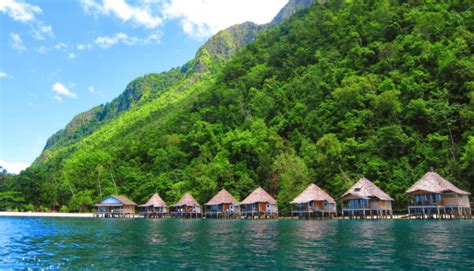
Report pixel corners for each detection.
[2,0,473,213]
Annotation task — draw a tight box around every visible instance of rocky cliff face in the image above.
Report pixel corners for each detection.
[271,0,316,25]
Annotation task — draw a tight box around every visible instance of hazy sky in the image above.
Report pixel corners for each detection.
[0,0,288,173]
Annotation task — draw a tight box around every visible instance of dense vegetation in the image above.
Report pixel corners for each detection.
[2,1,473,214]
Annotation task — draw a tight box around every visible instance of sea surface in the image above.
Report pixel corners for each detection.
[0,217,473,269]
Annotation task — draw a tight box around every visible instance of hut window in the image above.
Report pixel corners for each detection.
[355,188,361,192]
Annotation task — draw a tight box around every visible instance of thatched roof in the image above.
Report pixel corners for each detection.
[205,189,239,205]
[406,171,471,195]
[172,192,200,207]
[96,195,137,206]
[240,187,277,205]
[342,177,393,201]
[291,183,335,204]
[139,193,167,207]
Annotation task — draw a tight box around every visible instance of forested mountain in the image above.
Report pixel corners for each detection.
[1,0,473,213]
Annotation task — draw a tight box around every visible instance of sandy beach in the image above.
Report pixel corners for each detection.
[0,211,95,218]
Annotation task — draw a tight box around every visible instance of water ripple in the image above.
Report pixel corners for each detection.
[1,218,473,269]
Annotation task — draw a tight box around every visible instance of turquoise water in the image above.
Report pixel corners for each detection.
[0,218,473,269]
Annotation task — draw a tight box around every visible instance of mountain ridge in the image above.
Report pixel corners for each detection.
[1,1,472,213]
[41,1,306,156]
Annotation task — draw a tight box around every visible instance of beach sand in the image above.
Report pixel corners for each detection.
[0,211,95,218]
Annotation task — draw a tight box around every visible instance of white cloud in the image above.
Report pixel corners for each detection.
[95,32,131,48]
[0,160,30,174]
[68,52,76,59]
[88,86,95,93]
[144,30,162,44]
[81,0,162,28]
[52,82,77,98]
[94,31,161,48]
[35,45,48,54]
[1,1,56,44]
[54,42,67,50]
[163,0,287,38]
[0,0,42,22]
[10,32,26,52]
[80,0,287,39]
[0,72,7,78]
[32,22,54,40]
[77,43,93,50]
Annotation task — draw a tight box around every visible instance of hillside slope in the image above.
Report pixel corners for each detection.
[3,1,473,213]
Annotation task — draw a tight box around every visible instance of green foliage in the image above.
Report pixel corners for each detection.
[273,151,310,215]
[5,1,474,211]
[0,191,25,211]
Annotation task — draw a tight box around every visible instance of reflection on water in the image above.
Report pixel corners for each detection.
[0,218,473,269]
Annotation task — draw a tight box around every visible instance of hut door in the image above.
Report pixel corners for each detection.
[259,202,266,211]
[223,203,230,212]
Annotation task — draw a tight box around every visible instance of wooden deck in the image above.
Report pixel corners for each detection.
[240,210,278,219]
[407,205,472,219]
[204,211,239,219]
[95,210,135,218]
[341,208,393,219]
[291,209,337,219]
[170,211,202,219]
[140,211,169,219]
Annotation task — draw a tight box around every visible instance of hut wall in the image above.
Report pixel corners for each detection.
[345,199,369,209]
[443,193,459,206]
[369,199,392,210]
[312,201,336,212]
[455,195,470,207]
[369,199,381,209]
[194,206,202,213]
[327,203,337,212]
[460,195,470,207]
[123,205,135,213]
[269,203,278,213]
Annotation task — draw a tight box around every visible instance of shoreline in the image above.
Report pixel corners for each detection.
[0,211,95,218]
[1,212,470,220]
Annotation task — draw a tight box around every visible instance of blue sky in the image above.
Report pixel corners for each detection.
[0,0,287,173]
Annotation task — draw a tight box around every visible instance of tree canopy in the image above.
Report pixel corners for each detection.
[3,1,473,214]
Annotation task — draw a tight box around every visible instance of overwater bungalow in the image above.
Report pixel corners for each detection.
[290,183,337,219]
[406,171,472,219]
[170,192,201,218]
[138,193,168,218]
[204,189,240,218]
[240,187,278,219]
[341,177,393,219]
[95,195,137,218]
